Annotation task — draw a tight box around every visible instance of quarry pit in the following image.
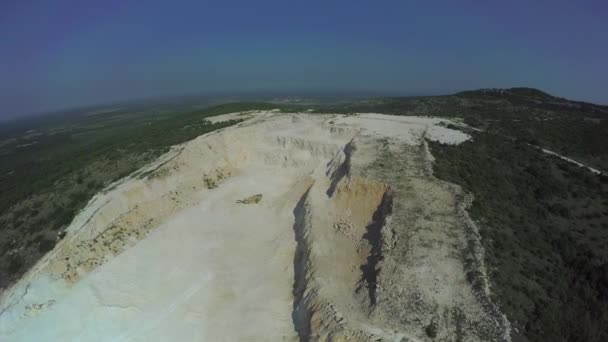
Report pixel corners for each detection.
[0,111,511,341]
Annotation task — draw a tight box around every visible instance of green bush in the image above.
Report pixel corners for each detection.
[425,321,438,338]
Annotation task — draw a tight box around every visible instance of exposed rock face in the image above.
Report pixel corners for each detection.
[0,112,509,341]
[290,118,510,342]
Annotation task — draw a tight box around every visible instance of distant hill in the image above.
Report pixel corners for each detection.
[457,87,555,99]
[456,87,608,116]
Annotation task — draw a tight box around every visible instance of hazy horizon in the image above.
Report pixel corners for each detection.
[3,85,608,123]
[2,0,607,119]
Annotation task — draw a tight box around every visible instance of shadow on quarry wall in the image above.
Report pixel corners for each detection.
[358,190,393,306]
[292,186,313,341]
[326,141,354,197]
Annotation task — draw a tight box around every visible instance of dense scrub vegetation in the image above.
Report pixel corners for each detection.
[0,102,280,289]
[430,132,608,342]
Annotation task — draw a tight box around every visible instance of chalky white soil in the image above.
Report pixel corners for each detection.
[0,112,510,341]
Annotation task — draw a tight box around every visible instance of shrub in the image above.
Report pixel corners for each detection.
[425,321,438,338]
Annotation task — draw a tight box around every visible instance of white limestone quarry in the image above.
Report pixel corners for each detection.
[0,111,510,341]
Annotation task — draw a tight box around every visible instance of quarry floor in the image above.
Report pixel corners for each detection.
[0,112,511,341]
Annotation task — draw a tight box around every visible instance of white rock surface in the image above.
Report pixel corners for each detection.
[0,112,507,342]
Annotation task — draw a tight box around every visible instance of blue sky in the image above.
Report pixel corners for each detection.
[1,0,607,118]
